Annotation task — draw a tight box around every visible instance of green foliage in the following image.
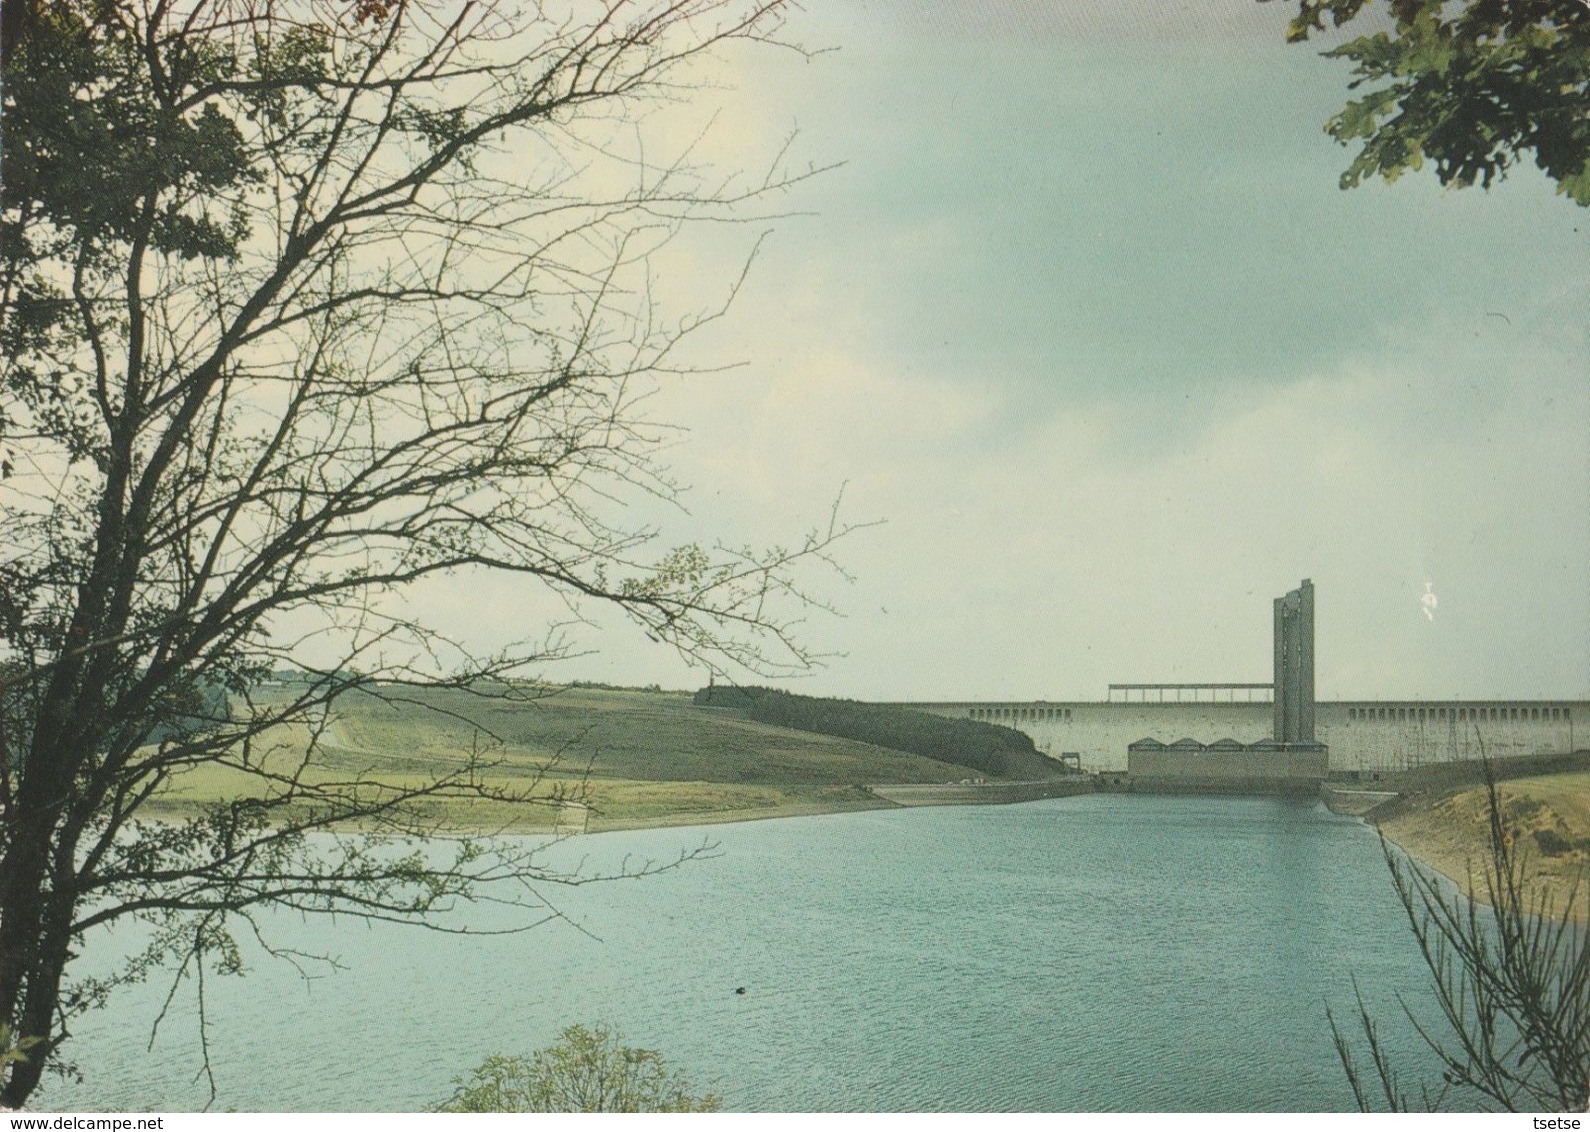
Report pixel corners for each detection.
[440,1024,720,1113]
[0,1025,40,1077]
[1269,0,1590,203]
[1533,826,1575,856]
[694,685,1044,778]
[3,4,257,264]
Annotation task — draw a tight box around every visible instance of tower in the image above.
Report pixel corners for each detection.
[1273,579,1315,744]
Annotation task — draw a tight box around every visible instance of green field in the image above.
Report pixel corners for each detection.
[145,685,990,832]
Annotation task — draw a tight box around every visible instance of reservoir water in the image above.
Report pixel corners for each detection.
[43,794,1462,1111]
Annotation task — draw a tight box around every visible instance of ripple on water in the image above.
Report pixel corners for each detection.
[42,795,1457,1112]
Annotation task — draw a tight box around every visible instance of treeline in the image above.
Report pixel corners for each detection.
[693,685,1051,778]
[142,679,231,745]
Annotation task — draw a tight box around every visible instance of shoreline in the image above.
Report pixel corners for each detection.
[138,793,899,838]
[583,793,897,833]
[1374,823,1588,924]
[145,774,1587,925]
[139,778,1093,838]
[583,778,1093,832]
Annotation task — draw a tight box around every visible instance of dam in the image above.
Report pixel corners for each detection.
[900,580,1587,779]
[907,695,1584,777]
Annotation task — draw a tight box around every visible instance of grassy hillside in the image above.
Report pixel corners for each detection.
[692,684,1055,779]
[147,685,990,832]
[1376,770,1590,921]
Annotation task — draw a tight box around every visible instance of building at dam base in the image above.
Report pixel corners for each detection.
[902,580,1587,778]
[1125,737,1329,795]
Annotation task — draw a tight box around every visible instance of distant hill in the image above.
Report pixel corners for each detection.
[320,684,991,786]
[155,680,1068,833]
[152,684,1002,831]
[693,685,1060,779]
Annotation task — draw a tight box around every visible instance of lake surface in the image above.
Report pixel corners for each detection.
[43,795,1465,1111]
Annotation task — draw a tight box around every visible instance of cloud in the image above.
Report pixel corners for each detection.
[394,3,1589,703]
[633,289,1589,701]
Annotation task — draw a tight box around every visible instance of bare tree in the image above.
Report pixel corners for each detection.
[0,0,840,1107]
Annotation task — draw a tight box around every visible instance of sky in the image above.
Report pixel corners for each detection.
[430,0,1590,703]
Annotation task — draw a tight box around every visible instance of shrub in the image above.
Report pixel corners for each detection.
[1534,828,1574,858]
[440,1024,720,1113]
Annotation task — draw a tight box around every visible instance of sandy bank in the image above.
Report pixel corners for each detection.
[1371,771,1590,923]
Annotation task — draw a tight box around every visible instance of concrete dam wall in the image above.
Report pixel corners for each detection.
[893,582,1585,784]
[899,699,1587,776]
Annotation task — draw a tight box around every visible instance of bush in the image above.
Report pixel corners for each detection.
[1534,827,1574,857]
[440,1024,720,1113]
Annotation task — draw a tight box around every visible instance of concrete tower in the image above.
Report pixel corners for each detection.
[1273,579,1315,743]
